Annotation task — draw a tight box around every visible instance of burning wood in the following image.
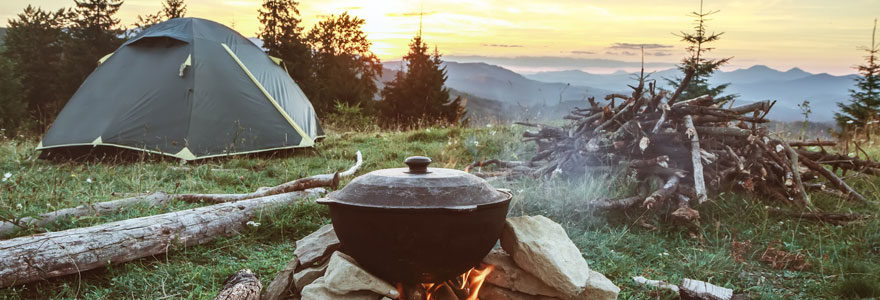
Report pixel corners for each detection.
[468,71,879,224]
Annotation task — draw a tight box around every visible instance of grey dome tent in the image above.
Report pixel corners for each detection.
[38,18,323,160]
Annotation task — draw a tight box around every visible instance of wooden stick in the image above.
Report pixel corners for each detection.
[782,142,813,209]
[788,140,836,147]
[683,115,708,203]
[643,176,681,209]
[799,156,867,203]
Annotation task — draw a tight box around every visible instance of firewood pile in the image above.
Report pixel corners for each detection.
[467,72,877,224]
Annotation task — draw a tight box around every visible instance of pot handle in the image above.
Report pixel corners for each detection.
[404,156,432,174]
[315,198,334,205]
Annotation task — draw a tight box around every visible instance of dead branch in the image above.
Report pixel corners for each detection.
[0,190,324,288]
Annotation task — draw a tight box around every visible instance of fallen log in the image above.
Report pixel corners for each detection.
[0,151,363,238]
[215,269,262,300]
[0,189,324,288]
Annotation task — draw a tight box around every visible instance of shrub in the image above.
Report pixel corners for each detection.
[324,101,378,132]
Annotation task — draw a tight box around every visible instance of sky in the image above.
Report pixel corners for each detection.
[2,0,879,75]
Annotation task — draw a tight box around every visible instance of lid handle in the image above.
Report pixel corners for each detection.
[404,156,431,174]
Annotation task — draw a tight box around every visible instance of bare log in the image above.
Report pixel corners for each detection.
[215,269,262,300]
[729,100,773,115]
[788,140,836,147]
[684,115,708,203]
[0,151,363,238]
[644,176,681,209]
[0,190,323,288]
[0,192,172,238]
[782,142,813,208]
[799,156,867,203]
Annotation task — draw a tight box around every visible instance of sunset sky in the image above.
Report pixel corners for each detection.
[3,0,879,75]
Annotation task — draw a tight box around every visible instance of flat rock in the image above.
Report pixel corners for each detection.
[483,248,564,298]
[261,258,299,300]
[500,216,591,297]
[577,270,619,300]
[300,277,380,300]
[323,251,400,299]
[680,278,733,300]
[293,258,330,293]
[294,224,340,267]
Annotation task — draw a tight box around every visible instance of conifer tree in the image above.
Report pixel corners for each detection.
[134,0,186,31]
[3,6,71,122]
[380,35,463,125]
[836,19,880,133]
[61,0,125,112]
[665,0,735,103]
[257,0,312,92]
[162,0,186,18]
[306,12,382,114]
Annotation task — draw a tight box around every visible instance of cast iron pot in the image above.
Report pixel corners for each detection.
[316,156,511,284]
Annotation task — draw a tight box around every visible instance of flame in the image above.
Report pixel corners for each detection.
[465,264,494,300]
[397,265,494,300]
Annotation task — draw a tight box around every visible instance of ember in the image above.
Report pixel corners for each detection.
[396,264,495,300]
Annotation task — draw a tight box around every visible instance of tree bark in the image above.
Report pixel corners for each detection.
[0,190,321,288]
[684,115,708,203]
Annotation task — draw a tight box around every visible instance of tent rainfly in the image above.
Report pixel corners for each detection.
[38,17,324,160]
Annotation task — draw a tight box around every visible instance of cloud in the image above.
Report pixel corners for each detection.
[482,43,523,48]
[444,55,676,70]
[648,51,673,56]
[609,42,674,50]
[386,11,437,17]
[621,51,637,56]
[571,50,595,55]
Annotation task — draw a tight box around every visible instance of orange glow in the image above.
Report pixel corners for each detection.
[396,264,495,300]
[464,264,494,300]
[2,1,876,74]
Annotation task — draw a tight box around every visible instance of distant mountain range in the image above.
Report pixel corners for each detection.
[382,60,856,122]
[525,65,857,122]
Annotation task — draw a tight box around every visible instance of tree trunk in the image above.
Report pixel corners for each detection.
[0,190,320,288]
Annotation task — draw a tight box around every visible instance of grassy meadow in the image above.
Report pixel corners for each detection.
[0,124,878,299]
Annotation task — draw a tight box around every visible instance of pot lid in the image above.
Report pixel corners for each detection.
[325,156,510,209]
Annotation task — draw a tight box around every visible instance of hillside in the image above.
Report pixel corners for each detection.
[526,65,856,122]
[383,61,614,107]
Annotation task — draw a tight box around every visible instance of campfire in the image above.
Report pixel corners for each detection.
[264,216,621,300]
[395,264,494,300]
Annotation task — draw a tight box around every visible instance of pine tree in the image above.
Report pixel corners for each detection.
[0,51,27,132]
[62,0,125,112]
[3,6,71,122]
[133,0,186,31]
[835,19,880,134]
[306,12,382,114]
[665,0,735,103]
[257,0,312,93]
[380,36,462,125]
[162,0,186,18]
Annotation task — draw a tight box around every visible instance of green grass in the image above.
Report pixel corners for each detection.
[1,124,879,299]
